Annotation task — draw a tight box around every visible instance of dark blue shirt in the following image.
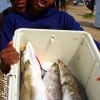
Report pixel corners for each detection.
[0,8,84,50]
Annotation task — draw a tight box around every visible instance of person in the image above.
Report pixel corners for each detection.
[0,0,27,31]
[0,0,27,74]
[73,0,84,6]
[86,0,95,15]
[55,0,67,10]
[0,0,99,74]
[61,0,67,10]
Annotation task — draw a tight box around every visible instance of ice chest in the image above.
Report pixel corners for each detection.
[8,28,100,100]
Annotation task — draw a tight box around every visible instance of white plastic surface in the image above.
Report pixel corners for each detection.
[8,28,100,100]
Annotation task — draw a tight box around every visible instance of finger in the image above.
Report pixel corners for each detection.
[7,41,13,47]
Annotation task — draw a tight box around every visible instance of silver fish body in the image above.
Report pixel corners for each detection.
[43,62,62,100]
[20,60,32,100]
[20,42,48,100]
[58,60,88,100]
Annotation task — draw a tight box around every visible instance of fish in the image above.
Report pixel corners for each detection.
[43,61,62,100]
[20,60,32,100]
[58,60,88,100]
[20,42,48,100]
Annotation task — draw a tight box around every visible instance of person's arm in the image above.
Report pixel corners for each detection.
[0,14,19,74]
[0,7,13,32]
[0,13,15,50]
[63,12,83,30]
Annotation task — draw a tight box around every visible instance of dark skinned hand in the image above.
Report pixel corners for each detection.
[1,41,19,65]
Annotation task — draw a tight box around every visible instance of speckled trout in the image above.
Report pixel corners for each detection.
[20,42,49,100]
[43,61,62,100]
[58,60,88,100]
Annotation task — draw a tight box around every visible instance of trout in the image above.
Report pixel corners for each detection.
[20,42,48,100]
[43,61,62,100]
[58,60,88,100]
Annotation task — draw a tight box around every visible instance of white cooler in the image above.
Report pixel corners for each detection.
[8,28,100,100]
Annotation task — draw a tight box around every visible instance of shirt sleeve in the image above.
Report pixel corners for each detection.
[63,12,83,30]
[0,15,15,51]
